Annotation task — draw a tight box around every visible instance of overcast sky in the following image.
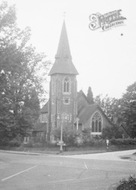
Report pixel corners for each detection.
[8,0,136,99]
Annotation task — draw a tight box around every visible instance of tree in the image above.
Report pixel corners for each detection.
[0,1,49,144]
[120,82,136,138]
[87,86,94,104]
[94,94,120,122]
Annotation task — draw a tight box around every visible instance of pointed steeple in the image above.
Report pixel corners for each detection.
[49,21,78,75]
[55,21,72,59]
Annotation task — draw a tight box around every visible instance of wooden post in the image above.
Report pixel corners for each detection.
[76,118,79,131]
[60,116,64,152]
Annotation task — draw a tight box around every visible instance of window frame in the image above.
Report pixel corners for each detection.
[91,111,103,135]
[63,77,71,94]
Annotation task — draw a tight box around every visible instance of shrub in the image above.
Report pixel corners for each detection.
[110,138,136,146]
[80,136,106,147]
[115,176,136,190]
[93,138,106,146]
[52,127,78,146]
[23,142,33,148]
[82,128,91,144]
[75,136,83,146]
[7,135,23,147]
[8,139,21,147]
[102,125,123,139]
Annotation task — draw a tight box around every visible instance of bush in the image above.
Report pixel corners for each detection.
[81,128,92,144]
[8,139,21,147]
[52,127,108,147]
[52,127,78,146]
[102,125,122,139]
[115,176,136,190]
[87,138,106,147]
[79,134,106,147]
[23,142,33,148]
[110,138,136,146]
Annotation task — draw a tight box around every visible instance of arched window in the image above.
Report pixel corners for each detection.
[91,112,102,133]
[63,77,70,93]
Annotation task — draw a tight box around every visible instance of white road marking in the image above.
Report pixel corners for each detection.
[1,165,38,182]
[41,162,85,170]
[46,176,101,184]
[84,161,88,169]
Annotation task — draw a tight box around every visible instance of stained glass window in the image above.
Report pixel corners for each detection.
[91,112,102,132]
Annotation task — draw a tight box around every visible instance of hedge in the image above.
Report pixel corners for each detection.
[115,176,136,190]
[110,138,136,146]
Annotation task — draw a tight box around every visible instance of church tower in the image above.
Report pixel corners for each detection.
[48,21,78,140]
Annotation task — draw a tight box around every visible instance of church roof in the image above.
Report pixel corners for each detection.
[77,90,90,115]
[41,101,48,113]
[49,21,78,75]
[78,103,112,125]
[78,104,99,124]
[33,123,47,132]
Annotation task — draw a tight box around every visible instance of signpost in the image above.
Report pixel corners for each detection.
[57,113,68,152]
[60,121,63,152]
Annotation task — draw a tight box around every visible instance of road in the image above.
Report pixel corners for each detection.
[0,151,136,190]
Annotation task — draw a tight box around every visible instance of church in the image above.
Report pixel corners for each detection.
[33,21,113,143]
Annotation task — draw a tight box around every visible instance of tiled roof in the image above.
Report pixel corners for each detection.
[77,90,89,103]
[78,104,98,124]
[49,59,78,75]
[77,90,90,115]
[41,101,48,113]
[78,103,112,125]
[33,123,47,132]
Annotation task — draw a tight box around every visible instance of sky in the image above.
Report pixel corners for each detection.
[7,0,136,99]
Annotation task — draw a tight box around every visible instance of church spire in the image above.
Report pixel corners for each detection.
[49,21,78,75]
[55,20,72,59]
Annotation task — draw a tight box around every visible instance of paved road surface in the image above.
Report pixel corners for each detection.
[0,150,136,190]
[64,149,136,161]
